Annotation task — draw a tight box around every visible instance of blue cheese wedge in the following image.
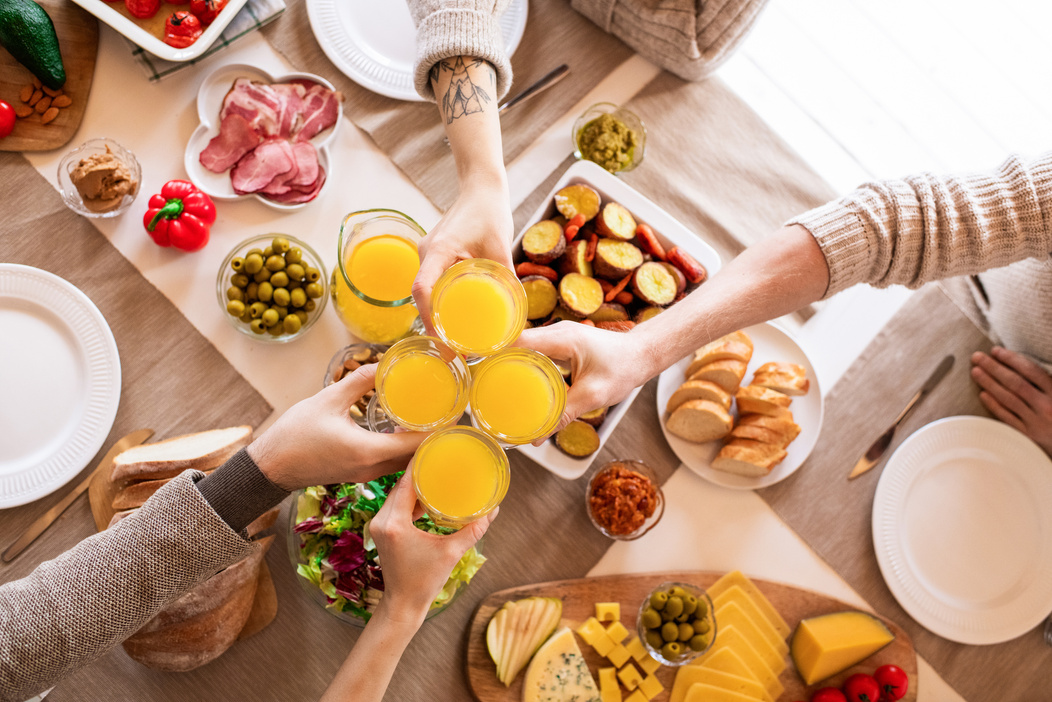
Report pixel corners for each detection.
[523,627,601,702]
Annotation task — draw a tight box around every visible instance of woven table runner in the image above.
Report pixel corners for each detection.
[759,284,1051,701]
[262,0,633,210]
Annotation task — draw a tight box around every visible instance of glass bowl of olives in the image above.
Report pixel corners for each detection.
[572,102,646,174]
[217,234,328,343]
[637,582,716,666]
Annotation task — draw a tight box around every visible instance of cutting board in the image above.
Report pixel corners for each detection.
[467,572,918,702]
[0,0,98,151]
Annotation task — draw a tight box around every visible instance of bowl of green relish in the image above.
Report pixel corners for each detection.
[572,102,646,174]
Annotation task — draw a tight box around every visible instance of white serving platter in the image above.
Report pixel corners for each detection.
[514,159,722,480]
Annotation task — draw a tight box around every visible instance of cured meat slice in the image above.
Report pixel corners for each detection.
[265,166,327,205]
[230,139,295,195]
[294,84,341,142]
[199,113,262,173]
[221,78,283,136]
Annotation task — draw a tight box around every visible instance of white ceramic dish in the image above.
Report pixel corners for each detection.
[184,64,342,211]
[305,0,528,102]
[69,0,248,62]
[655,323,823,490]
[515,160,722,480]
[872,416,1052,644]
[0,264,121,508]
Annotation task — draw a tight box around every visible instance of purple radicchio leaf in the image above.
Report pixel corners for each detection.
[327,531,367,573]
[293,517,324,534]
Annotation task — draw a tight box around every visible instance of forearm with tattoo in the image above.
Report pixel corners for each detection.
[430,56,497,124]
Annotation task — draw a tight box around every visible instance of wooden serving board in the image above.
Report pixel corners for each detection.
[467,572,918,702]
[0,0,98,151]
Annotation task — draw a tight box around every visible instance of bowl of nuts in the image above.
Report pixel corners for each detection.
[637,582,715,666]
[324,343,386,428]
[217,234,328,342]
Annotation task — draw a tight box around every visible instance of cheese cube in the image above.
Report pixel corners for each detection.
[596,602,621,622]
[607,643,631,668]
[625,636,648,662]
[617,662,644,690]
[625,692,648,702]
[599,667,621,702]
[606,620,629,644]
[639,655,662,676]
[592,633,617,657]
[639,674,664,700]
[577,617,608,647]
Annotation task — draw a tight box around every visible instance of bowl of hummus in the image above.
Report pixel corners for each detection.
[57,138,141,218]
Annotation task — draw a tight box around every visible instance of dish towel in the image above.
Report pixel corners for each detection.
[130,0,285,81]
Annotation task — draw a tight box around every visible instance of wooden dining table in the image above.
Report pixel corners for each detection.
[0,10,1015,702]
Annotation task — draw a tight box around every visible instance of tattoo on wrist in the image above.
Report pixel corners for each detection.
[431,57,492,124]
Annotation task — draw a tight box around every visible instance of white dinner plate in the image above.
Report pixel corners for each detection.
[0,265,121,508]
[872,416,1052,644]
[305,0,528,102]
[655,323,823,490]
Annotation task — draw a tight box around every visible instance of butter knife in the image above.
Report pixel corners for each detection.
[848,355,954,480]
[2,428,155,562]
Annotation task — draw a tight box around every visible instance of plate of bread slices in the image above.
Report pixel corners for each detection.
[656,324,823,489]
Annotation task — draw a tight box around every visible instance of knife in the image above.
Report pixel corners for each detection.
[498,64,569,115]
[848,355,954,480]
[2,428,155,563]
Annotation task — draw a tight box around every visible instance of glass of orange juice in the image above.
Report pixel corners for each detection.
[369,336,470,432]
[332,209,425,344]
[411,427,510,529]
[430,259,527,358]
[469,348,567,445]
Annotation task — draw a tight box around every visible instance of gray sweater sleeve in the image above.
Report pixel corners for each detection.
[408,0,514,101]
[0,457,284,702]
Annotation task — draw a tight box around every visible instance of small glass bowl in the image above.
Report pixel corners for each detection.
[57,137,141,218]
[637,582,716,666]
[585,459,664,541]
[216,234,328,343]
[323,343,387,428]
[572,102,646,174]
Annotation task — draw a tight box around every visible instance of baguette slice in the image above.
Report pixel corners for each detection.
[688,360,747,394]
[729,424,789,446]
[712,439,787,477]
[665,400,733,443]
[666,379,732,414]
[751,362,810,396]
[738,412,801,443]
[111,477,173,510]
[735,385,792,416]
[686,331,753,376]
[111,426,253,483]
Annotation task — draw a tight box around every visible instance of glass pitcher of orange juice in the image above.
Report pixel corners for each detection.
[331,209,425,344]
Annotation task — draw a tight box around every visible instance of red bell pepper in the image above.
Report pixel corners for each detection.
[143,180,216,252]
[189,0,227,25]
[163,11,203,48]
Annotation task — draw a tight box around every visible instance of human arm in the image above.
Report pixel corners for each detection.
[320,470,495,702]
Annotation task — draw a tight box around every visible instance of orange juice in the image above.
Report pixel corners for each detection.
[413,427,509,528]
[431,259,527,356]
[470,349,566,444]
[383,354,458,427]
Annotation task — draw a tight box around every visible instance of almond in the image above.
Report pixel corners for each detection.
[14,104,33,118]
[52,95,72,108]
[28,89,42,106]
[19,84,33,103]
[34,96,52,113]
[31,76,41,90]
[41,107,59,125]
[42,86,61,97]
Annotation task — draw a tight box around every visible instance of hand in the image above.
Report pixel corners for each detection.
[518,322,653,442]
[369,470,496,625]
[247,365,427,490]
[412,183,515,336]
[971,346,1052,455]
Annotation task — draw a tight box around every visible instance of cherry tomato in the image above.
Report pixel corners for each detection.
[874,665,909,701]
[0,100,15,139]
[843,673,882,702]
[811,688,847,702]
[125,0,160,18]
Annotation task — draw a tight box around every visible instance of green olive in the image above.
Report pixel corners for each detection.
[248,302,267,319]
[304,299,317,312]
[265,254,286,272]
[257,282,274,303]
[286,263,306,281]
[306,282,324,299]
[689,634,710,652]
[262,245,274,258]
[670,586,689,599]
[664,597,684,619]
[660,622,679,643]
[661,608,677,622]
[226,287,244,302]
[249,318,266,334]
[661,642,683,659]
[694,598,709,617]
[290,288,307,308]
[245,282,259,302]
[270,271,289,288]
[244,253,264,274]
[285,248,303,265]
[226,300,245,317]
[692,618,711,635]
[253,269,271,283]
[231,273,249,288]
[305,267,321,283]
[283,315,302,334]
[267,323,284,336]
[239,310,253,324]
[272,237,290,254]
[287,279,302,290]
[681,596,698,616]
[641,608,661,630]
[678,622,695,642]
[230,256,245,272]
[261,309,280,327]
[273,305,288,319]
[650,591,668,610]
[272,288,291,307]
[645,631,664,650]
[294,310,309,324]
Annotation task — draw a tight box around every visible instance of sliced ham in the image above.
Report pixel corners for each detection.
[230,139,295,195]
[221,78,283,136]
[294,84,341,142]
[265,166,326,205]
[199,113,262,173]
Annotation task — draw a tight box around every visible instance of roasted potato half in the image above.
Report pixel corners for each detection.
[660,261,687,295]
[555,420,601,457]
[634,306,664,324]
[521,275,559,320]
[593,239,644,280]
[632,261,678,306]
[579,407,608,428]
[587,302,630,323]
[558,273,604,317]
[595,202,637,241]
[522,220,566,264]
[554,184,601,222]
[558,239,593,277]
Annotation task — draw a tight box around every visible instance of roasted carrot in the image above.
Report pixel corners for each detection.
[515,261,558,281]
[604,272,632,302]
[584,230,599,262]
[581,318,596,327]
[564,214,586,242]
[598,279,614,295]
[635,223,667,261]
[614,291,634,306]
[667,247,707,284]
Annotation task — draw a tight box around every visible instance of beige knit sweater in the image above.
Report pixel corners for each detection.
[791,152,1052,368]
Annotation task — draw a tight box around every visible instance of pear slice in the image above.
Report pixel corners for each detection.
[485,596,564,686]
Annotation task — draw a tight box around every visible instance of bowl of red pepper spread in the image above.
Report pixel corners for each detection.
[586,460,663,540]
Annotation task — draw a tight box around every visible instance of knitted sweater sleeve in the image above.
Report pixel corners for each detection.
[407,0,514,102]
[789,152,1052,298]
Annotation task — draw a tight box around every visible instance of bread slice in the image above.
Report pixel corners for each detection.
[665,400,733,443]
[111,426,253,482]
[688,360,747,394]
[686,331,754,377]
[111,477,173,510]
[666,379,732,414]
[751,362,810,396]
[735,385,792,416]
[712,439,788,477]
[738,412,801,443]
[729,424,788,446]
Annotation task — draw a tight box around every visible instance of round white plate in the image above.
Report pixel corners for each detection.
[0,265,121,507]
[655,323,823,490]
[872,416,1052,644]
[306,0,528,102]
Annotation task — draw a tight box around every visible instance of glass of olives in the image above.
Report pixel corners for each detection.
[636,582,716,666]
[216,234,329,343]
